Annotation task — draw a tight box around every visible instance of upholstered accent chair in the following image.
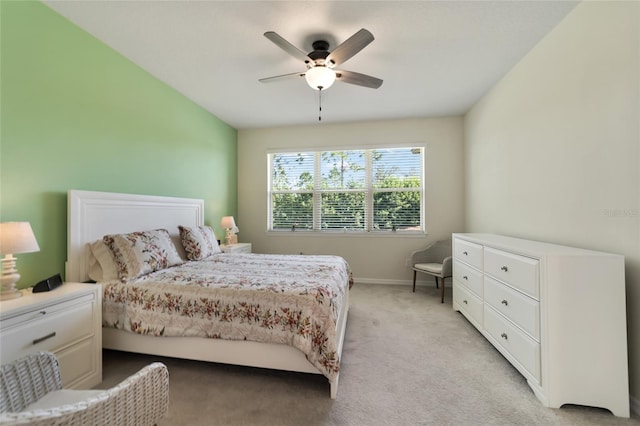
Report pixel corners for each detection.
[411,239,453,303]
[0,352,169,425]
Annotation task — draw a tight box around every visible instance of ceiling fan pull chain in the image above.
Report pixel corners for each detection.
[318,87,323,122]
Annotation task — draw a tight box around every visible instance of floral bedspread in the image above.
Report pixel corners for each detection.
[102,253,351,380]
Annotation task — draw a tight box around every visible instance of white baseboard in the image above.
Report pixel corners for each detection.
[631,394,639,417]
[353,277,408,285]
[353,277,450,286]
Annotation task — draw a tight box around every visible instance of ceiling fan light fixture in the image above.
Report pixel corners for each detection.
[305,66,336,90]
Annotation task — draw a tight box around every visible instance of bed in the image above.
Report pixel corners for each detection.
[65,190,350,398]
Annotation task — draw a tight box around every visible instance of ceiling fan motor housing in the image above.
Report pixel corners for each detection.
[308,40,331,65]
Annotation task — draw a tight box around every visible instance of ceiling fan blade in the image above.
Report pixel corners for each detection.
[335,70,383,89]
[259,71,306,83]
[264,31,312,64]
[326,28,374,67]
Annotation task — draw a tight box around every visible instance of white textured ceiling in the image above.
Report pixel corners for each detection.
[44,0,578,129]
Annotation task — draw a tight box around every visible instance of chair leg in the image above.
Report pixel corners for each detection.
[413,271,417,292]
[434,276,439,289]
[441,277,446,303]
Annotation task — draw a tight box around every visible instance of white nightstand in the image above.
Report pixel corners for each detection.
[0,282,102,389]
[220,243,252,254]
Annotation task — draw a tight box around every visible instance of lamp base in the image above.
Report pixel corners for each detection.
[1,255,23,301]
[0,288,22,301]
[225,229,238,246]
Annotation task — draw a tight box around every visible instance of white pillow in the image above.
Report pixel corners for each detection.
[88,240,119,282]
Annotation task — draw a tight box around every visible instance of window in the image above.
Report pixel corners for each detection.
[268,146,424,233]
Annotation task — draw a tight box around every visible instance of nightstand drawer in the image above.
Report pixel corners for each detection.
[0,295,95,363]
[484,247,539,299]
[56,336,97,386]
[0,283,102,389]
[453,239,483,270]
[453,259,483,298]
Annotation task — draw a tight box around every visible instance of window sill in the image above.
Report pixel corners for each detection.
[266,230,427,238]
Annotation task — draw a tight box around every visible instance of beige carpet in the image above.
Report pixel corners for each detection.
[99,284,639,425]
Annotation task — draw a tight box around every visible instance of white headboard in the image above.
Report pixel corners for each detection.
[66,190,204,282]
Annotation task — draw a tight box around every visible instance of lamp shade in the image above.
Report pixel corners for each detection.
[305,66,336,90]
[0,222,40,255]
[220,216,236,230]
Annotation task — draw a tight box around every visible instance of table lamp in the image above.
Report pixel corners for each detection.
[220,216,239,245]
[0,222,40,300]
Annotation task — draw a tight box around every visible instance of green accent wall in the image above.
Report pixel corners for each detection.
[1,1,238,288]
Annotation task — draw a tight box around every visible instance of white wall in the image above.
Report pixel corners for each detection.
[464,0,639,404]
[238,117,464,284]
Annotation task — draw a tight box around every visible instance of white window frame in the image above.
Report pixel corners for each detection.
[267,145,425,235]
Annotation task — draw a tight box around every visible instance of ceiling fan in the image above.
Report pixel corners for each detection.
[259,28,383,91]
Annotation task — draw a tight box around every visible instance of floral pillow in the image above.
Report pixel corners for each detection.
[103,229,183,282]
[178,225,222,260]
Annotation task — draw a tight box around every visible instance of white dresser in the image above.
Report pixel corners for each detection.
[0,283,102,389]
[452,233,629,417]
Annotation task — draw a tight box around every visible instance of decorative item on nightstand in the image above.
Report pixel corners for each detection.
[0,222,40,300]
[220,216,239,245]
[220,243,252,254]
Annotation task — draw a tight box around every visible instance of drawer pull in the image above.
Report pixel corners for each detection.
[463,251,468,255]
[501,299,508,306]
[39,311,47,315]
[463,299,468,304]
[500,333,508,340]
[500,265,509,272]
[463,276,468,280]
[33,332,56,345]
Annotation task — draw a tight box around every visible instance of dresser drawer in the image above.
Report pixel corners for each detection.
[453,282,483,326]
[454,239,483,270]
[484,247,539,299]
[484,276,539,340]
[484,304,540,383]
[453,259,483,298]
[0,295,95,363]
